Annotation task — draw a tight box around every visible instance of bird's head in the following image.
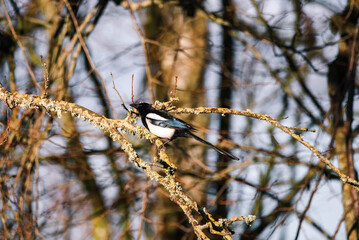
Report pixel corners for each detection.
[130,102,153,114]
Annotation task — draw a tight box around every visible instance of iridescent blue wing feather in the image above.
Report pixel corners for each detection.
[148,118,191,130]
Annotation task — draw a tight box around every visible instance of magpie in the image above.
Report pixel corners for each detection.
[130,102,239,160]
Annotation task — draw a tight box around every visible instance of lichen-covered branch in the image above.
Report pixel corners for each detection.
[172,106,359,191]
[0,83,251,239]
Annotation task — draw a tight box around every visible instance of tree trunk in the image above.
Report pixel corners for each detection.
[328,2,359,239]
[144,3,208,238]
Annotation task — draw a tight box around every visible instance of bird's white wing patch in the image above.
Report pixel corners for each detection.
[146,113,168,120]
[145,113,175,139]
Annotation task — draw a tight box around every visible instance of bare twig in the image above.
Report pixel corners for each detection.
[40,55,49,98]
[171,106,359,191]
[126,0,155,102]
[137,183,150,240]
[0,83,251,239]
[131,74,134,104]
[111,73,129,112]
[64,0,115,116]
[287,126,316,132]
[172,76,178,98]
[294,169,325,240]
[0,0,41,90]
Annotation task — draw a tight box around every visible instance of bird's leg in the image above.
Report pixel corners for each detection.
[158,138,172,150]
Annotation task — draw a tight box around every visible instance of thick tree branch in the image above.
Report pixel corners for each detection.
[0,83,251,239]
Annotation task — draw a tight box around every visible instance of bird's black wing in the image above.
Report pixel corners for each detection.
[150,109,196,131]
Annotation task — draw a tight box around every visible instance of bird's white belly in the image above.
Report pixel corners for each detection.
[145,118,175,139]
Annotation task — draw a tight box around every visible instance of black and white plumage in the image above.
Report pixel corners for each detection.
[130,102,239,160]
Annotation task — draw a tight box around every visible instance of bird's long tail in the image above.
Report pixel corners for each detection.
[187,132,239,160]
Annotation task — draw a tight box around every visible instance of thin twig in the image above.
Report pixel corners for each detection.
[64,0,116,116]
[172,106,359,191]
[172,76,178,98]
[131,74,135,103]
[294,169,325,240]
[287,126,316,132]
[0,83,252,239]
[0,0,41,90]
[111,73,129,111]
[40,55,49,98]
[126,0,155,102]
[137,183,150,240]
